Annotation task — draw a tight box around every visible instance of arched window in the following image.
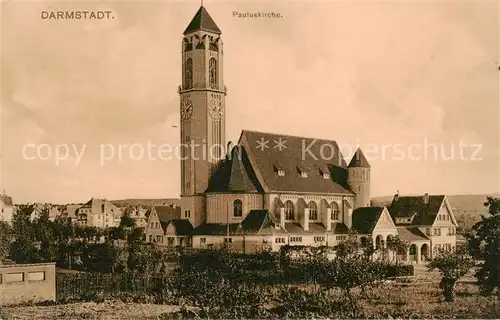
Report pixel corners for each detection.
[185,58,193,89]
[209,58,217,89]
[308,201,317,220]
[284,200,294,220]
[331,202,340,220]
[233,199,242,217]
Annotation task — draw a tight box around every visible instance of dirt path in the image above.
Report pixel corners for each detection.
[1,301,181,320]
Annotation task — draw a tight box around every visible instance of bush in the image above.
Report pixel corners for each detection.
[379,264,414,277]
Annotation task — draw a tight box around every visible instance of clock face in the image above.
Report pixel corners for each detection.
[180,97,193,120]
[209,99,223,120]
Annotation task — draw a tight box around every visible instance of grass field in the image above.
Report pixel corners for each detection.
[2,281,499,319]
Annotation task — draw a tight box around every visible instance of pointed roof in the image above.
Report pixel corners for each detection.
[351,206,385,234]
[184,6,221,35]
[388,194,446,226]
[240,209,286,235]
[348,148,370,168]
[206,145,264,193]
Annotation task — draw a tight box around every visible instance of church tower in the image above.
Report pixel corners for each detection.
[179,6,226,227]
[347,148,371,209]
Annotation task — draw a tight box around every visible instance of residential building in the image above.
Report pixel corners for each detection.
[145,205,192,247]
[0,193,14,225]
[124,206,148,228]
[76,198,122,228]
[387,193,458,262]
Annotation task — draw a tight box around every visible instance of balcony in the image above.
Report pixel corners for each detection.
[178,82,227,93]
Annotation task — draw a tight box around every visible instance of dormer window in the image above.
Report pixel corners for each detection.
[274,162,285,176]
[319,166,330,179]
[297,165,307,178]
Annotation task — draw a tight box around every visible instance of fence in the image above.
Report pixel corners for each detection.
[56,272,171,300]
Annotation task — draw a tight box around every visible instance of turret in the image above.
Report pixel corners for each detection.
[347,148,371,209]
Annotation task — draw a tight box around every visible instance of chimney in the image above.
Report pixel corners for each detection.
[394,190,399,202]
[423,193,429,204]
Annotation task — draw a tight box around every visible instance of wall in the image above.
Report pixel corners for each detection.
[206,193,263,224]
[0,263,56,306]
[0,204,13,225]
[268,193,354,226]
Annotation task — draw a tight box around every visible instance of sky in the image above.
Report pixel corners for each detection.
[1,0,499,204]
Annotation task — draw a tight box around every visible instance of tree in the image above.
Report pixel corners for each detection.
[9,207,39,263]
[468,197,500,294]
[427,244,475,302]
[34,210,58,262]
[322,236,384,317]
[0,222,13,262]
[386,236,409,265]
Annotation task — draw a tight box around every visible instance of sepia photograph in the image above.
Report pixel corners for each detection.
[0,0,499,318]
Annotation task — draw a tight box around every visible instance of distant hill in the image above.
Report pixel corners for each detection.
[111,198,181,209]
[371,193,500,232]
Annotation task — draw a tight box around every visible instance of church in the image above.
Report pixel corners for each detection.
[145,5,458,261]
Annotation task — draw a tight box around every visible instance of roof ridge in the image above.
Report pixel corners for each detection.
[241,129,342,144]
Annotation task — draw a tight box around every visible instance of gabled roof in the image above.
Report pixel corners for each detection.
[348,148,370,168]
[396,227,430,242]
[351,206,385,234]
[151,205,182,231]
[284,222,349,234]
[240,210,287,235]
[238,130,354,195]
[388,195,446,226]
[167,219,194,236]
[206,146,263,193]
[193,223,242,235]
[184,6,221,35]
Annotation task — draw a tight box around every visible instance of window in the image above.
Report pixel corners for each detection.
[277,170,285,176]
[224,237,232,243]
[233,199,243,217]
[27,271,45,281]
[200,237,206,244]
[426,228,431,236]
[336,236,347,241]
[290,236,302,243]
[448,228,455,235]
[284,200,294,220]
[156,235,162,243]
[6,273,24,283]
[331,202,340,221]
[301,172,308,178]
[308,201,317,220]
[314,236,325,243]
[185,210,191,218]
[275,237,286,243]
[149,235,153,242]
[209,58,217,89]
[433,228,441,236]
[185,58,193,89]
